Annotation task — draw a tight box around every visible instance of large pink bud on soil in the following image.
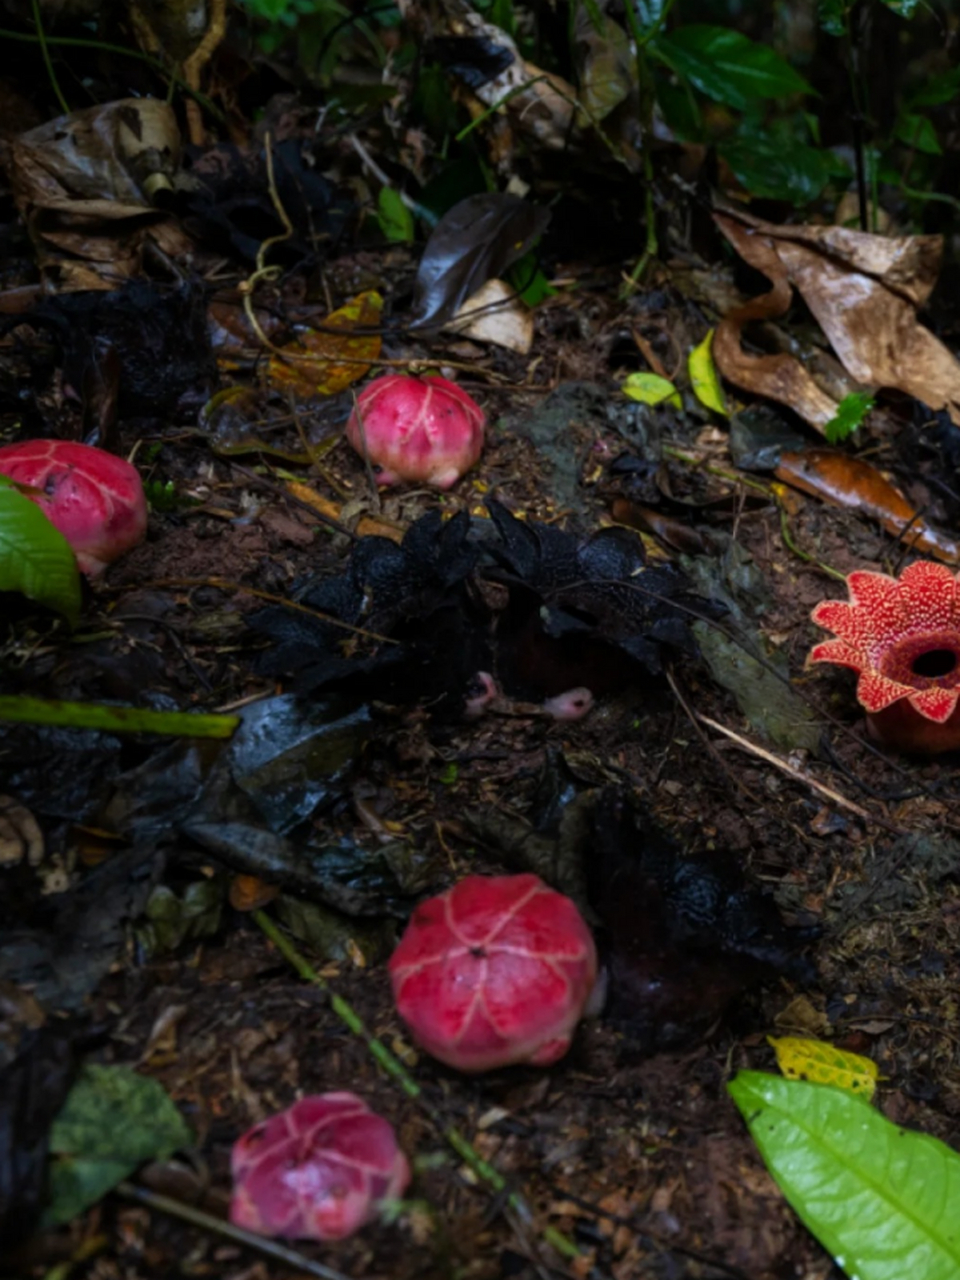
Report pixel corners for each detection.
[346,374,485,489]
[389,873,598,1072]
[230,1092,411,1242]
[0,440,147,576]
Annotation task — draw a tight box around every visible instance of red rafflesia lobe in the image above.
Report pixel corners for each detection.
[809,561,960,753]
[346,374,485,489]
[389,873,598,1072]
[0,440,147,576]
[230,1093,411,1242]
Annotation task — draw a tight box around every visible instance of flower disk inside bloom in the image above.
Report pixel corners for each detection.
[809,561,960,722]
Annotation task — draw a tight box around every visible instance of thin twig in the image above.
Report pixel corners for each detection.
[252,909,582,1263]
[696,713,902,831]
[115,1181,351,1280]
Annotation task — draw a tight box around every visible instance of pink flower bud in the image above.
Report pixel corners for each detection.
[389,874,598,1072]
[0,440,147,576]
[230,1093,411,1242]
[346,374,485,489]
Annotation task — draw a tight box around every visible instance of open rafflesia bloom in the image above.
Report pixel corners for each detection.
[809,561,960,754]
[0,439,147,575]
[389,873,598,1072]
[230,1093,411,1241]
[346,374,485,489]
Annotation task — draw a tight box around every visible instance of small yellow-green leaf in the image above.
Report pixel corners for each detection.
[622,372,682,409]
[688,329,728,416]
[768,1036,879,1101]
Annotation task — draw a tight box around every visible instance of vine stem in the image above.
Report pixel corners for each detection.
[29,0,69,115]
[251,908,582,1263]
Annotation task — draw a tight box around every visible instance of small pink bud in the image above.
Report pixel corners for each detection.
[230,1093,411,1242]
[346,374,485,489]
[542,687,594,721]
[0,440,147,576]
[389,874,598,1072]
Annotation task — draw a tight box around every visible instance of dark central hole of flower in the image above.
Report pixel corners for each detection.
[911,649,958,678]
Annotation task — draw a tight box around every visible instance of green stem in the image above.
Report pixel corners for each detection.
[30,0,69,115]
[0,27,226,122]
[252,909,581,1262]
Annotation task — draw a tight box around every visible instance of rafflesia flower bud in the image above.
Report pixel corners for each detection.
[346,374,485,489]
[389,873,598,1072]
[0,440,147,575]
[230,1093,411,1242]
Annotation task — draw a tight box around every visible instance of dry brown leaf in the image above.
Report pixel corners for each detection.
[775,449,960,564]
[444,278,534,353]
[713,208,960,428]
[4,98,188,289]
[266,290,383,398]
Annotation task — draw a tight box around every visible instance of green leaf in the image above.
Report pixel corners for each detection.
[720,135,836,204]
[729,1071,960,1280]
[817,0,849,37]
[909,67,960,107]
[652,26,814,110]
[894,111,942,155]
[507,251,556,306]
[881,0,920,16]
[824,391,875,444]
[377,186,415,243]
[622,372,682,409]
[46,1065,193,1226]
[0,479,81,624]
[688,330,727,416]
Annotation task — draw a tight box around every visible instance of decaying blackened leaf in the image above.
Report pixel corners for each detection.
[0,281,216,422]
[587,789,818,1052]
[483,499,721,688]
[180,138,353,266]
[411,193,550,329]
[0,1019,81,1248]
[249,510,490,710]
[714,207,960,429]
[249,503,722,710]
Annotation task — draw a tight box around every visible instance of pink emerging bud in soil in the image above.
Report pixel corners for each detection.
[809,561,960,754]
[230,1092,411,1242]
[346,374,485,489]
[542,686,594,721]
[389,873,598,1072]
[0,440,147,576]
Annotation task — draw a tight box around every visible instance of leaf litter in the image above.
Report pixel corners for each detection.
[3,18,960,1280]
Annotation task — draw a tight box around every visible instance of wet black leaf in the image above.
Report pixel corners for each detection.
[0,1021,81,1249]
[587,790,819,1052]
[410,193,551,329]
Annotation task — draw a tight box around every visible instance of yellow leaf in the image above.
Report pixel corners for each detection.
[688,329,728,416]
[621,372,682,409]
[767,1035,879,1101]
[267,291,383,398]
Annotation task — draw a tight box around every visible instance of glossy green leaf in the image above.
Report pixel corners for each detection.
[377,186,415,242]
[881,0,920,16]
[0,479,81,624]
[653,26,813,110]
[720,135,836,204]
[688,330,727,415]
[908,67,960,107]
[46,1065,193,1226]
[729,1071,960,1280]
[622,372,682,409]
